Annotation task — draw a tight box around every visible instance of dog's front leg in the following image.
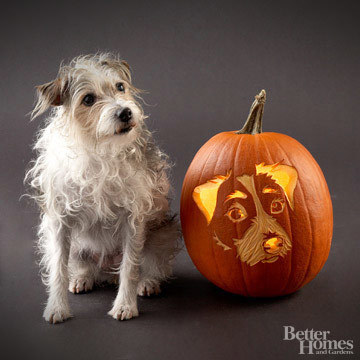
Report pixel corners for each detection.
[108,222,145,321]
[42,216,72,324]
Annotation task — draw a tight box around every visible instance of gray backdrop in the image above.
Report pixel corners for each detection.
[0,0,359,359]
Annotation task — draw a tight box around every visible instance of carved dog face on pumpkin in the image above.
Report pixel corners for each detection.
[192,162,298,266]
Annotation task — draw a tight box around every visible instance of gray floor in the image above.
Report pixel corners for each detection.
[1,0,359,359]
[1,191,359,359]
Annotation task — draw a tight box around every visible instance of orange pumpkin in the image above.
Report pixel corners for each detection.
[180,90,333,297]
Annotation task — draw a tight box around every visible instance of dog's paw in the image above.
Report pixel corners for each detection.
[43,305,72,324]
[108,303,139,321]
[69,276,94,294]
[137,280,161,297]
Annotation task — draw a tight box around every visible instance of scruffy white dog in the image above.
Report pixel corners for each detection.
[25,53,179,323]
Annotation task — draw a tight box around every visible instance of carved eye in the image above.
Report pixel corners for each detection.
[271,198,285,214]
[116,82,125,92]
[225,202,248,223]
[82,94,95,106]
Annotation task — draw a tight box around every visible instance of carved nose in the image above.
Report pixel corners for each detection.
[263,237,283,254]
[116,108,132,122]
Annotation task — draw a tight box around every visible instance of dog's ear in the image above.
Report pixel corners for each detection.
[31,78,68,119]
[120,60,131,82]
[101,59,132,83]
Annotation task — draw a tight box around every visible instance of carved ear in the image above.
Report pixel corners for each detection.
[192,170,232,224]
[256,162,298,210]
[32,78,68,119]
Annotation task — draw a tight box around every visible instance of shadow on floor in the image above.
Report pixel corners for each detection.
[69,270,300,321]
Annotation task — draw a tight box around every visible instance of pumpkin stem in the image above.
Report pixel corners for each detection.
[236,90,266,135]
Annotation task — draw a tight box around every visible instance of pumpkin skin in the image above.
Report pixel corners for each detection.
[180,91,333,297]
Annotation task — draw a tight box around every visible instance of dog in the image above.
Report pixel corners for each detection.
[25,53,180,323]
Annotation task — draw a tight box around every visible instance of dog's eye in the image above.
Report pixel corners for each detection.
[82,94,95,106]
[271,198,285,214]
[225,202,247,223]
[116,82,125,92]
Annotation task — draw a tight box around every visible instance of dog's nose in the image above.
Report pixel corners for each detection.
[116,108,132,122]
[263,237,283,254]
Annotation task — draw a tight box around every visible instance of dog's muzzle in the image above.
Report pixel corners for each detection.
[114,107,135,135]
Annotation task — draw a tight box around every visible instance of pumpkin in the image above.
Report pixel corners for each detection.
[180,90,333,297]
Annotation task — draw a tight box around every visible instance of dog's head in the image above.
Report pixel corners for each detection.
[32,53,144,147]
[193,162,298,266]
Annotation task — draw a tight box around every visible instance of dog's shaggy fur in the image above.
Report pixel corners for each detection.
[25,53,180,323]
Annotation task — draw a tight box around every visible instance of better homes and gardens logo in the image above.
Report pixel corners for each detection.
[283,326,354,355]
